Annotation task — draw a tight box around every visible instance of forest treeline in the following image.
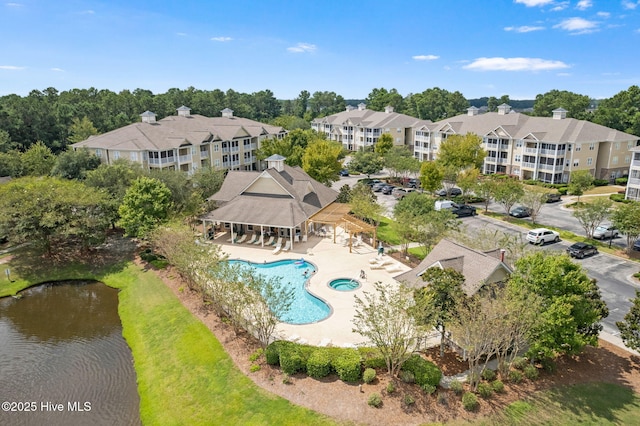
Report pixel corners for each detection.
[0,85,639,154]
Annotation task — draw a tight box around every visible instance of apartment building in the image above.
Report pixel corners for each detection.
[311,103,430,151]
[71,106,286,173]
[415,104,639,184]
[625,146,640,201]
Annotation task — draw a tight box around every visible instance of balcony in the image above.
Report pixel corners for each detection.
[538,163,565,173]
[521,162,536,169]
[631,159,640,169]
[484,157,497,163]
[178,155,192,163]
[524,148,538,154]
[148,157,175,165]
[628,177,640,187]
[540,148,566,156]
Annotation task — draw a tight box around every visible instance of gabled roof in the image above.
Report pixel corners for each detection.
[395,239,512,296]
[312,108,430,130]
[71,113,285,152]
[202,164,338,228]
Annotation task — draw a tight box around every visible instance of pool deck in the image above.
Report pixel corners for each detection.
[209,229,412,348]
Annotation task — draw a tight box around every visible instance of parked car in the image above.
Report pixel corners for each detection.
[434,200,455,211]
[405,178,420,189]
[339,169,350,177]
[634,239,640,251]
[381,185,396,195]
[510,206,533,218]
[435,187,462,197]
[544,193,562,203]
[393,188,416,200]
[592,225,619,240]
[372,182,386,192]
[450,203,477,217]
[526,228,560,245]
[567,242,598,259]
[364,179,382,187]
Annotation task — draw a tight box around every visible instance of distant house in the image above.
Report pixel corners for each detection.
[395,239,512,296]
[200,154,338,249]
[71,106,287,174]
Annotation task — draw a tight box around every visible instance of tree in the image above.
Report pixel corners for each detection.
[349,184,384,225]
[532,89,591,120]
[508,251,609,361]
[118,176,173,237]
[592,85,640,136]
[436,133,485,170]
[456,167,480,203]
[374,133,394,155]
[293,90,310,118]
[21,141,56,176]
[365,87,404,112]
[452,228,531,268]
[616,290,640,351]
[191,166,225,201]
[419,161,443,194]
[0,176,111,254]
[413,268,465,358]
[520,187,547,224]
[475,178,497,212]
[0,150,23,177]
[0,129,16,152]
[572,197,613,238]
[67,116,99,143]
[353,281,422,376]
[302,139,343,185]
[51,148,101,180]
[257,128,318,167]
[349,150,384,177]
[611,201,640,253]
[335,184,352,203]
[393,194,436,254]
[414,210,459,256]
[384,146,420,179]
[493,178,524,215]
[568,170,594,203]
[403,87,468,121]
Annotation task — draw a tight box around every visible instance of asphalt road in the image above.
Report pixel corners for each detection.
[333,174,640,338]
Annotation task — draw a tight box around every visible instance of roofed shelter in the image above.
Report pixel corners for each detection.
[200,155,339,249]
[307,203,377,253]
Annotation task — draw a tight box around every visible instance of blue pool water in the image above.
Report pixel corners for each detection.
[227,259,330,324]
[329,278,361,291]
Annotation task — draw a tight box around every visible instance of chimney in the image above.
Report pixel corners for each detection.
[500,249,506,262]
[467,106,479,116]
[497,104,511,115]
[357,103,366,111]
[221,108,234,118]
[384,105,394,114]
[177,105,191,117]
[140,110,157,124]
[552,108,567,120]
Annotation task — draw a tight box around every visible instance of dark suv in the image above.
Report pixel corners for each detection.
[450,203,477,217]
[566,242,598,259]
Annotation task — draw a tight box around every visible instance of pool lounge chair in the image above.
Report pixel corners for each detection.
[282,241,291,252]
[369,258,393,270]
[253,234,264,245]
[273,236,283,247]
[264,235,275,246]
[272,242,283,254]
[236,234,247,244]
[385,263,404,273]
[302,234,308,243]
[246,233,257,244]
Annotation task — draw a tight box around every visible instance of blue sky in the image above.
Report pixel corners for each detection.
[1,0,639,100]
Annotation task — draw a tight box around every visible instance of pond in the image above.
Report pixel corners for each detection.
[0,281,141,426]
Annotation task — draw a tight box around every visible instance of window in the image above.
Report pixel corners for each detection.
[573,160,579,167]
[615,142,620,150]
[95,148,102,157]
[397,128,401,133]
[214,159,220,167]
[587,157,593,166]
[514,155,521,162]
[589,143,595,151]
[113,151,120,160]
[575,144,581,151]
[130,152,137,161]
[625,155,631,164]
[612,156,618,165]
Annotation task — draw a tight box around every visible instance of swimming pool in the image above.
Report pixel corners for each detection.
[329,278,361,291]
[227,259,331,325]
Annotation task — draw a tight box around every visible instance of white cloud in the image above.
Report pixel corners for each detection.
[51,68,64,72]
[0,65,24,70]
[412,54,439,61]
[597,11,610,18]
[622,1,639,10]
[176,32,187,36]
[463,57,570,71]
[5,3,23,7]
[554,17,598,33]
[78,10,95,15]
[211,36,232,42]
[514,0,553,6]
[287,43,316,53]
[551,1,570,11]
[504,25,545,32]
[576,0,592,10]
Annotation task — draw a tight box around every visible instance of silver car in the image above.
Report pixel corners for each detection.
[593,225,619,240]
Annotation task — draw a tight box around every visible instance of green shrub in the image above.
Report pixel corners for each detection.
[477,382,493,398]
[512,356,528,370]
[403,394,415,406]
[492,380,505,393]
[615,177,628,185]
[306,349,332,379]
[450,379,464,395]
[386,381,396,394]
[401,354,442,387]
[481,369,496,381]
[249,364,261,373]
[358,347,387,369]
[508,370,524,384]
[249,348,264,362]
[282,373,291,384]
[332,349,362,382]
[523,365,539,381]
[609,193,632,203]
[541,358,556,373]
[400,370,415,384]
[437,392,448,406]
[150,259,169,269]
[594,179,609,186]
[363,368,377,384]
[368,393,382,408]
[279,346,305,375]
[462,392,479,411]
[422,384,437,395]
[558,187,568,195]
[265,341,286,365]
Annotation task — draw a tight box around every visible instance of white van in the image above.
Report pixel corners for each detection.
[434,200,455,211]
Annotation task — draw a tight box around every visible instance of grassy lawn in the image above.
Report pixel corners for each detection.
[376,216,402,245]
[584,185,626,195]
[0,253,335,426]
[467,382,640,426]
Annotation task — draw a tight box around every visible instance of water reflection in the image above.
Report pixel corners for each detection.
[0,281,141,426]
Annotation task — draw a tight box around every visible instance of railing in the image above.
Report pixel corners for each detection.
[484,157,497,163]
[628,177,640,187]
[538,163,564,172]
[179,155,192,163]
[497,158,508,164]
[539,149,566,156]
[524,148,538,154]
[485,143,498,149]
[631,159,640,168]
[148,157,175,165]
[521,162,536,169]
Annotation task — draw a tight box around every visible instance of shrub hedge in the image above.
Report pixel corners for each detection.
[358,347,387,369]
[462,392,479,411]
[306,349,332,379]
[333,349,362,382]
[401,354,442,387]
[477,382,493,398]
[363,368,377,384]
[280,345,305,375]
